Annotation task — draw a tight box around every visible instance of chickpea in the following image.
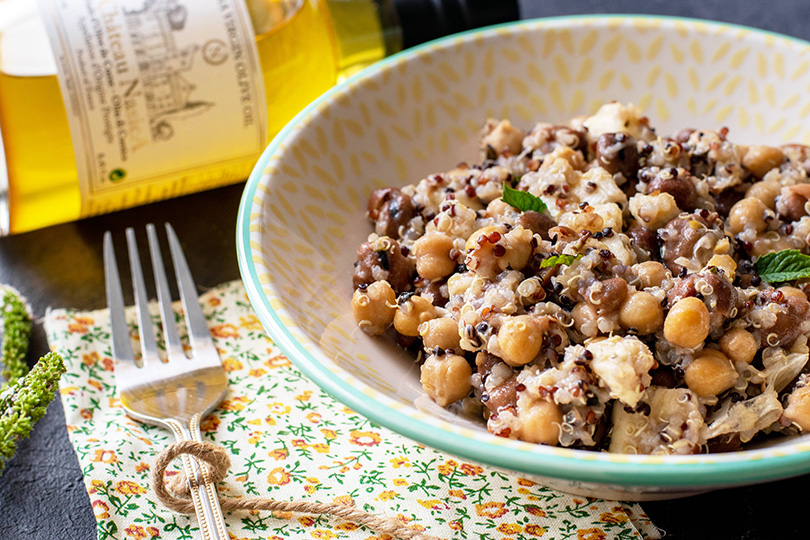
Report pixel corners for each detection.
[587,277,628,313]
[719,328,757,364]
[497,315,546,366]
[746,180,781,209]
[351,281,396,336]
[420,317,461,352]
[420,353,472,407]
[394,295,437,337]
[728,197,769,234]
[465,225,506,276]
[618,291,664,335]
[684,352,738,396]
[664,297,710,349]
[412,233,457,280]
[481,119,524,155]
[778,286,808,301]
[634,261,670,289]
[501,226,533,271]
[783,385,810,431]
[572,301,599,337]
[517,399,563,445]
[742,145,785,179]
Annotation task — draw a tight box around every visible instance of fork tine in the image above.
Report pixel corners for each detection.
[126,227,161,366]
[103,232,135,365]
[165,223,213,351]
[147,224,185,362]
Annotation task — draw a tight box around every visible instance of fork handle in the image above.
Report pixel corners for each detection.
[167,416,229,540]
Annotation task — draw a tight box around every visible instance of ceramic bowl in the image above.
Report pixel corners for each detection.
[237,16,810,501]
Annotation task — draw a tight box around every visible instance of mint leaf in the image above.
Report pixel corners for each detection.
[540,253,583,269]
[502,184,548,213]
[754,249,810,283]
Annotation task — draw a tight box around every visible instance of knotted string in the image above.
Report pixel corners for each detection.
[152,440,445,540]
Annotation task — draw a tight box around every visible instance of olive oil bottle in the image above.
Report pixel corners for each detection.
[0,0,516,234]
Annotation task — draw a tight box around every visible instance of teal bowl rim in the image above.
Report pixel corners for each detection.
[237,15,810,489]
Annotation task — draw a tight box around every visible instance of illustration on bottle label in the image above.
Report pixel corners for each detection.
[37,0,267,216]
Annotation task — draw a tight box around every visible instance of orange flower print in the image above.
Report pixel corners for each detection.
[210,324,240,339]
[448,489,466,499]
[116,480,147,495]
[348,430,382,447]
[392,478,408,486]
[311,531,336,540]
[332,495,354,506]
[82,352,99,367]
[68,316,93,334]
[221,396,250,412]
[124,524,147,539]
[600,506,630,524]
[298,516,316,527]
[200,415,221,432]
[525,524,547,537]
[101,357,115,372]
[269,448,289,461]
[221,358,244,372]
[310,443,330,453]
[80,409,93,420]
[207,296,221,307]
[264,354,291,369]
[389,456,410,468]
[91,449,118,464]
[86,379,103,391]
[135,462,150,474]
[249,368,267,377]
[320,428,337,440]
[497,523,522,535]
[437,459,457,476]
[577,528,607,540]
[475,501,508,519]
[306,412,321,423]
[526,505,546,517]
[92,500,110,519]
[248,431,262,445]
[448,520,463,531]
[378,490,397,501]
[417,499,444,510]
[239,315,263,330]
[88,480,106,494]
[146,527,160,538]
[267,467,292,485]
[517,477,538,487]
[296,390,314,402]
[459,463,483,476]
[335,522,359,532]
[268,402,291,415]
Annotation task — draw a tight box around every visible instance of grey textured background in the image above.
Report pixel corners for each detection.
[2,1,810,539]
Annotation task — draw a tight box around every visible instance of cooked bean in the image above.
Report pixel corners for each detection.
[353,238,414,293]
[516,210,556,240]
[367,188,416,239]
[646,167,697,211]
[626,223,660,255]
[684,351,737,396]
[420,317,461,352]
[498,315,548,367]
[588,277,628,313]
[719,328,757,364]
[421,353,472,407]
[746,180,781,210]
[481,118,525,155]
[728,197,769,234]
[783,385,810,431]
[517,399,563,445]
[634,261,670,289]
[619,291,664,335]
[394,295,437,337]
[664,297,710,349]
[351,281,396,336]
[412,233,457,280]
[596,132,639,179]
[742,145,785,179]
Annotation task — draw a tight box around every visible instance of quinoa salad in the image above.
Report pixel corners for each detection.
[350,102,810,455]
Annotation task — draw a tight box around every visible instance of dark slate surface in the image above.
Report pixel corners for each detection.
[2,1,809,539]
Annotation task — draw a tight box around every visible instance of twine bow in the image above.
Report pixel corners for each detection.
[152,440,445,540]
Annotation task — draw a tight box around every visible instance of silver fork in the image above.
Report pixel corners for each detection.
[104,223,229,540]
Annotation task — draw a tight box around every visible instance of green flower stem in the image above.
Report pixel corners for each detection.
[1,287,33,386]
[0,351,66,474]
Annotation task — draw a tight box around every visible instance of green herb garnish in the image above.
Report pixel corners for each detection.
[502,184,548,213]
[540,253,583,269]
[754,249,810,284]
[0,351,66,474]
[1,287,32,388]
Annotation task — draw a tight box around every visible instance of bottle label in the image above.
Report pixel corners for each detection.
[37,0,267,216]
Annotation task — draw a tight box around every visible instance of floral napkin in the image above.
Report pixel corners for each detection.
[44,280,661,540]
